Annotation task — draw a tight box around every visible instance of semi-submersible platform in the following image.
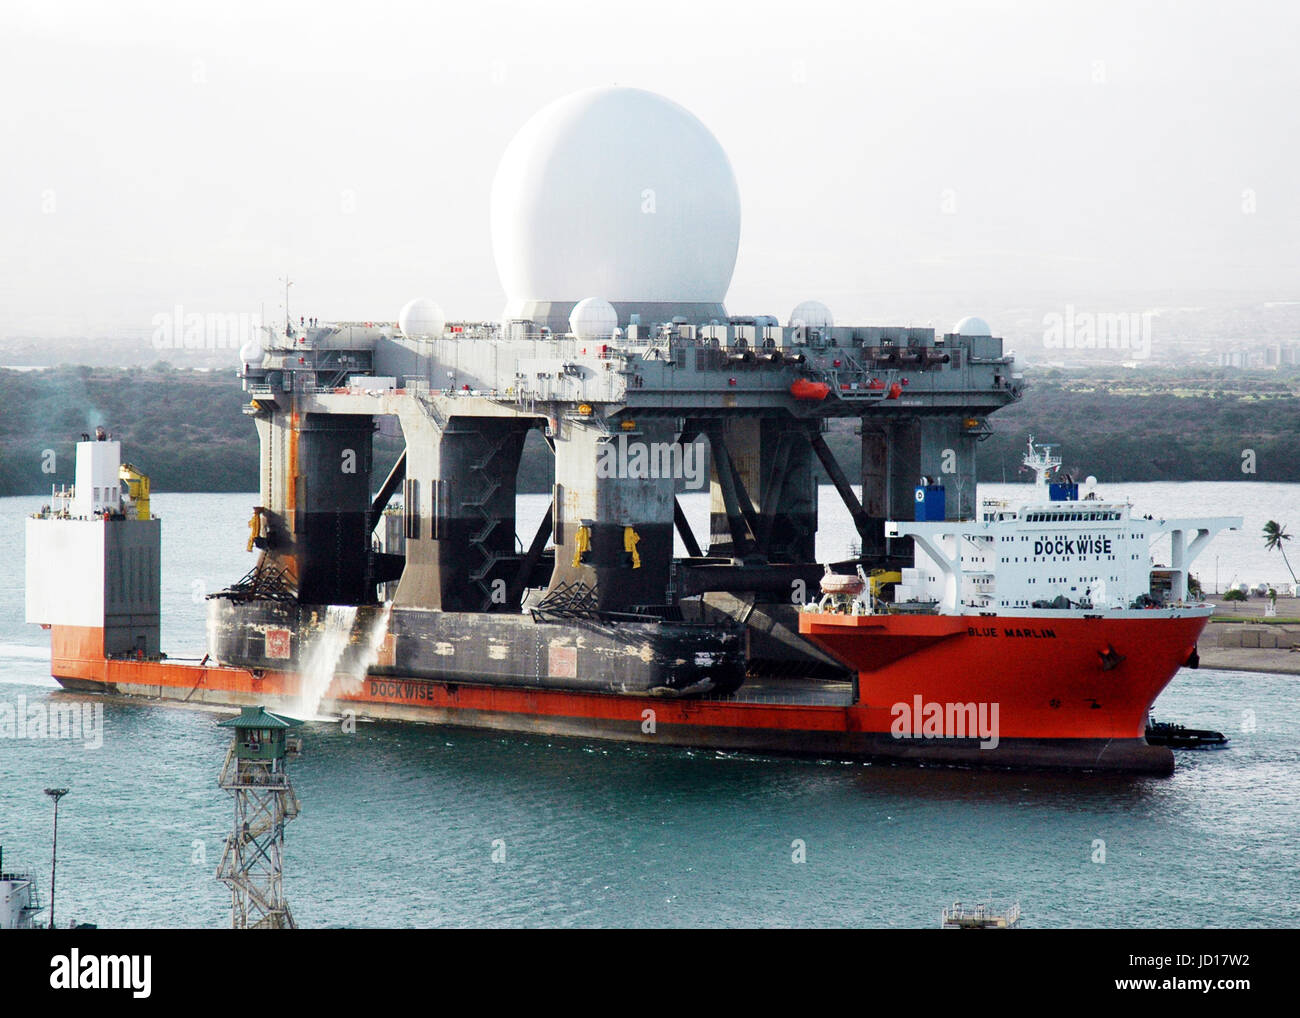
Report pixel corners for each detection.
[29,86,1227,773]
[214,302,1018,691]
[27,300,1026,749]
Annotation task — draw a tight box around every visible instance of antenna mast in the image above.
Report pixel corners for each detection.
[280,276,294,332]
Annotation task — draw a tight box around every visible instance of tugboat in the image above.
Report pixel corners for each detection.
[941,900,1022,929]
[1144,716,1229,749]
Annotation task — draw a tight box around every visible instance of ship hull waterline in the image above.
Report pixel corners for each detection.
[42,609,1212,775]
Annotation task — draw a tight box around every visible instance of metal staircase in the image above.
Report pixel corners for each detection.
[460,428,517,609]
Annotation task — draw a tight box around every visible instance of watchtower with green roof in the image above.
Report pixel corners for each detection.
[215,706,302,929]
[219,705,296,766]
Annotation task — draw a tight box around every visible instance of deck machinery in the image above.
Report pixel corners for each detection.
[209,312,1022,697]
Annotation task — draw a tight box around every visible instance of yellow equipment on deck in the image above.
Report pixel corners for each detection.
[118,463,151,520]
[623,526,641,569]
[868,568,901,601]
[571,525,591,567]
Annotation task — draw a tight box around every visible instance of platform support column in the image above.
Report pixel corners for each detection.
[547,418,676,612]
[707,418,816,563]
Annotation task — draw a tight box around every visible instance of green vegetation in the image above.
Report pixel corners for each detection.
[971,374,1300,483]
[1262,520,1297,584]
[2,364,1298,495]
[1223,588,1248,602]
[1212,614,1300,623]
[0,365,259,494]
[0,365,526,495]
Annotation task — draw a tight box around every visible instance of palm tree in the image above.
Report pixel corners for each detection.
[1262,521,1297,585]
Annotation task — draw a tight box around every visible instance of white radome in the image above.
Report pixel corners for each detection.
[399,298,445,340]
[491,86,741,314]
[953,315,992,337]
[569,297,619,342]
[789,300,833,330]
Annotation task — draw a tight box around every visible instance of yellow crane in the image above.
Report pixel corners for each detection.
[118,463,151,520]
[867,568,901,605]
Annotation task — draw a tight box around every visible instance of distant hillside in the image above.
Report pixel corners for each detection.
[972,378,1300,483]
[2,366,1297,497]
[0,365,527,496]
[0,365,259,495]
[815,374,1300,485]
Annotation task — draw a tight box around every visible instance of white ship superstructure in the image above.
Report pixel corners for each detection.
[0,849,43,929]
[26,436,161,660]
[889,493,1240,617]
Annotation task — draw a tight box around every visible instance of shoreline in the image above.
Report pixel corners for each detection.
[1196,596,1300,675]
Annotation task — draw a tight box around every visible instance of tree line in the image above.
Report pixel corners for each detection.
[1,366,1296,496]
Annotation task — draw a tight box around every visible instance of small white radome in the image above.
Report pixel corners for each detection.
[789,300,834,330]
[953,315,992,337]
[569,297,619,341]
[399,298,445,340]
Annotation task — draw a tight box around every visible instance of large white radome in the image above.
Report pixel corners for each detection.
[491,86,741,314]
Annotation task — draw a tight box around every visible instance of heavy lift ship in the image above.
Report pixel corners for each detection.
[25,317,1236,774]
[28,312,1095,766]
[23,83,1237,774]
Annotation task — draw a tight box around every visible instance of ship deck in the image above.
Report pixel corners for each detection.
[709,675,855,707]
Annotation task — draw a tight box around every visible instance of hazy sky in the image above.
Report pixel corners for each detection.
[2,0,1297,343]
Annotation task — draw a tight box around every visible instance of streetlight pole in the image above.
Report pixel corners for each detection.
[44,788,68,931]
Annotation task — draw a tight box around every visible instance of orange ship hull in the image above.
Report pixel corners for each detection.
[47,612,1203,775]
[796,611,1209,741]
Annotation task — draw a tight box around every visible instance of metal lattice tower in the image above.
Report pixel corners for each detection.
[215,707,301,929]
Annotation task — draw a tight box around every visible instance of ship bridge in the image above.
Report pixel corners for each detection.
[888,497,1241,615]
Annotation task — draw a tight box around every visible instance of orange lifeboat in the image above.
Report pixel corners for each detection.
[790,379,830,400]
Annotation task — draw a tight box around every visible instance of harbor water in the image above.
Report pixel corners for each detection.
[1,486,1298,928]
